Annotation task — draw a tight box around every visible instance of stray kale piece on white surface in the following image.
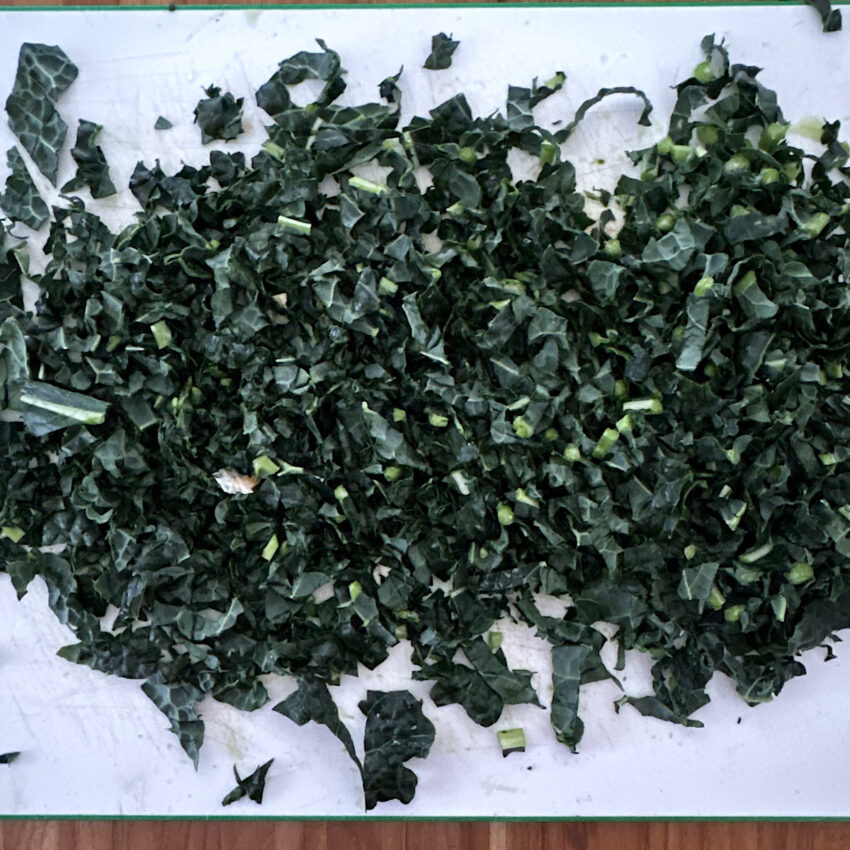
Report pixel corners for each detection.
[221,759,274,806]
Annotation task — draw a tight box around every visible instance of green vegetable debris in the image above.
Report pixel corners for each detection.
[2,29,850,809]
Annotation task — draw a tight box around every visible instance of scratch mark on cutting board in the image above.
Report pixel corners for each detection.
[185,12,224,44]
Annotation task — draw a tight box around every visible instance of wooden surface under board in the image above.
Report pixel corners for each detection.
[2,820,850,849]
[2,0,849,845]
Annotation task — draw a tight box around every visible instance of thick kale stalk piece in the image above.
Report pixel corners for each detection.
[4,31,850,809]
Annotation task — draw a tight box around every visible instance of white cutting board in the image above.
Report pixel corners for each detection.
[1,3,850,818]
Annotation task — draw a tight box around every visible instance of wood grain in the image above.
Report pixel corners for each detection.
[1,0,848,845]
[2,820,850,849]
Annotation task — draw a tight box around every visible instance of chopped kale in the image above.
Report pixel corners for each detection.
[61,119,116,198]
[221,759,274,806]
[5,43,77,184]
[423,32,459,70]
[3,30,850,810]
[0,147,49,229]
[194,85,244,143]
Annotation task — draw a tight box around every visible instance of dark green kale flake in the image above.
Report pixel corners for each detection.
[0,752,20,765]
[193,85,244,143]
[273,677,361,770]
[154,116,173,130]
[0,148,49,230]
[423,32,459,71]
[0,222,26,310]
[804,0,842,32]
[140,680,205,769]
[3,31,850,810]
[5,43,78,185]
[62,120,117,198]
[221,759,274,806]
[359,690,435,810]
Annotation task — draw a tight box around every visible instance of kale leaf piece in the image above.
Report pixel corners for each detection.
[256,39,345,116]
[0,148,49,229]
[221,759,274,805]
[0,753,20,765]
[274,676,361,770]
[4,31,850,810]
[5,44,77,185]
[194,85,244,143]
[804,0,842,31]
[359,690,435,809]
[62,120,117,198]
[0,223,26,311]
[423,33,459,71]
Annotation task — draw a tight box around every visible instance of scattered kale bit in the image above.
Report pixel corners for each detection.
[804,0,842,31]
[359,691,435,810]
[3,31,850,810]
[61,119,117,199]
[140,680,205,769]
[0,148,49,230]
[256,38,344,116]
[497,728,525,757]
[154,116,173,130]
[0,752,20,765]
[273,676,361,771]
[221,759,274,806]
[193,85,244,143]
[423,32,459,70]
[553,85,653,143]
[0,222,26,310]
[4,43,77,184]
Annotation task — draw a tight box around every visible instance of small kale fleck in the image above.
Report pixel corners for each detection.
[193,85,244,143]
[423,32,459,70]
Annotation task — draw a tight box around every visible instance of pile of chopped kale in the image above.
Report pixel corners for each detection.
[2,31,850,809]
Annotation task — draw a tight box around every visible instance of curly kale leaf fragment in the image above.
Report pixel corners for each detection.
[221,759,274,806]
[256,38,344,117]
[0,224,26,310]
[141,680,205,769]
[62,120,116,198]
[5,44,77,185]
[550,644,591,752]
[415,638,541,727]
[0,148,49,230]
[194,85,244,143]
[804,0,842,31]
[423,32,459,70]
[553,85,652,143]
[273,677,361,771]
[0,318,28,409]
[359,691,435,810]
